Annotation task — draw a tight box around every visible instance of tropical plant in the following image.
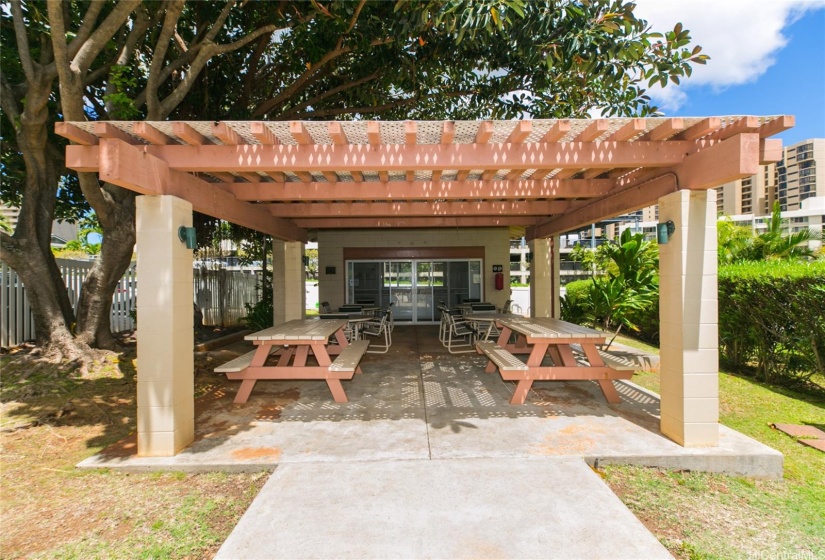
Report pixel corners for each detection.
[562,228,659,345]
[717,202,822,264]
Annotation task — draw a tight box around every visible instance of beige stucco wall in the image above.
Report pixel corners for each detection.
[316,228,511,313]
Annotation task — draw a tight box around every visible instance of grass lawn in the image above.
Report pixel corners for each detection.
[603,335,825,559]
[0,348,267,559]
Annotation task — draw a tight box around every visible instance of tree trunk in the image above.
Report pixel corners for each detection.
[74,194,136,349]
[0,77,89,360]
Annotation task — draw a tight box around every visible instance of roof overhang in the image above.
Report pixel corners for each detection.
[58,116,792,242]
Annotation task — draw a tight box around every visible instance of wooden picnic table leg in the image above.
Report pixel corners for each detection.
[293,345,309,367]
[309,343,349,403]
[510,379,533,405]
[234,345,273,404]
[581,343,623,404]
[277,347,295,366]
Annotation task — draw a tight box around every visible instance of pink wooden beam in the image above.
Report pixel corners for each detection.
[133,122,173,145]
[94,122,140,144]
[267,200,567,218]
[480,169,497,181]
[97,138,306,241]
[322,171,338,183]
[581,168,605,179]
[212,122,242,145]
[505,121,532,144]
[290,122,313,145]
[251,122,279,145]
[406,171,415,182]
[475,121,494,144]
[760,139,783,164]
[172,122,209,145]
[606,119,646,142]
[577,119,609,142]
[239,172,262,183]
[456,170,471,181]
[676,117,721,141]
[328,122,349,145]
[440,121,456,144]
[504,169,524,180]
[368,122,382,145]
[113,142,689,172]
[293,216,539,229]
[55,122,98,145]
[529,132,762,238]
[639,118,684,141]
[229,178,612,202]
[757,115,794,138]
[553,169,579,180]
[405,121,417,145]
[541,120,571,142]
[706,116,760,142]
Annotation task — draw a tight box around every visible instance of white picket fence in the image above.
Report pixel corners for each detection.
[1,259,262,347]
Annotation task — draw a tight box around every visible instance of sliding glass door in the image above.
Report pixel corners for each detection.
[347,259,482,323]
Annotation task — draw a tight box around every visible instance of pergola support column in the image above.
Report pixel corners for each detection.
[273,240,306,325]
[528,236,560,318]
[658,189,719,447]
[135,195,195,456]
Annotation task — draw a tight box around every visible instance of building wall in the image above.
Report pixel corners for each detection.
[778,138,825,211]
[317,228,511,312]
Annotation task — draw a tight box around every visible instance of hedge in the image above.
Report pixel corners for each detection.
[718,260,825,383]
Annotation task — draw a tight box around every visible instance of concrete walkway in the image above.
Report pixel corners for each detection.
[215,457,672,560]
[79,325,784,558]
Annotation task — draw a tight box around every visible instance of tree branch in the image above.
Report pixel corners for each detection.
[0,71,23,132]
[158,23,278,118]
[254,36,394,117]
[146,0,186,119]
[71,0,142,75]
[67,1,106,59]
[278,71,380,119]
[204,0,236,43]
[288,96,418,119]
[10,0,37,83]
[346,0,367,33]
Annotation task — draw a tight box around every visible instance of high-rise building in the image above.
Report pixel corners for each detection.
[777,138,825,211]
[715,162,778,216]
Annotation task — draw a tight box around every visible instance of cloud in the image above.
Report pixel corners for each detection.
[632,0,825,111]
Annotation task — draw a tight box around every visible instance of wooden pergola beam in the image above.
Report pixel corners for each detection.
[95,139,306,241]
[67,141,689,173]
[228,178,612,201]
[529,133,761,238]
[293,216,540,229]
[267,200,568,218]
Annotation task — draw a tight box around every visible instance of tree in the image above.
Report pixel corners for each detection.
[1,0,705,363]
[1,0,277,361]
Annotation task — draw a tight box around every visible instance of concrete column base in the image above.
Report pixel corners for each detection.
[528,236,560,318]
[658,189,719,447]
[135,195,194,456]
[273,240,306,325]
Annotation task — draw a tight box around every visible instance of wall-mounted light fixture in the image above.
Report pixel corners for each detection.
[178,226,197,250]
[657,220,676,244]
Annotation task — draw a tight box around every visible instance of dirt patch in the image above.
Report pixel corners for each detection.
[232,447,283,460]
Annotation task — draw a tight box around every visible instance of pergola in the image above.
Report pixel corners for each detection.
[59,115,792,456]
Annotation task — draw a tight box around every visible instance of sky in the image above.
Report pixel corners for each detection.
[632,0,825,146]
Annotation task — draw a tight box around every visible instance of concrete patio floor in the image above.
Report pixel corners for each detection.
[79,325,781,478]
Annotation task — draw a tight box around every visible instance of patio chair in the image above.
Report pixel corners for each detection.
[443,312,478,354]
[470,303,497,312]
[320,301,332,313]
[363,309,392,353]
[320,313,355,341]
[500,299,513,314]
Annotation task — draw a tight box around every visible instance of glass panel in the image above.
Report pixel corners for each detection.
[351,262,381,306]
[390,261,413,321]
[415,261,434,322]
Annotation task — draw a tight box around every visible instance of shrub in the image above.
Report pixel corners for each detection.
[718,260,825,384]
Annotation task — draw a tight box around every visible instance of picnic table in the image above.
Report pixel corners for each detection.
[477,317,633,405]
[215,319,370,404]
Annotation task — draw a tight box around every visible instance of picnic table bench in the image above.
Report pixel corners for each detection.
[215,319,370,403]
[477,317,633,405]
